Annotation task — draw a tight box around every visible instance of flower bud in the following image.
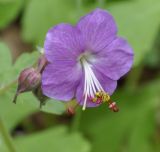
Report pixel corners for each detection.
[13,67,41,104]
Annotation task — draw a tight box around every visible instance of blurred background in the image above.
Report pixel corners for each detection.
[0,0,160,152]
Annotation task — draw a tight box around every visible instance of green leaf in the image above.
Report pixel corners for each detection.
[15,126,91,152]
[22,0,76,45]
[0,0,23,29]
[40,99,65,115]
[0,91,39,131]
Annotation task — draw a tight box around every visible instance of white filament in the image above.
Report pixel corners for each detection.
[82,59,104,110]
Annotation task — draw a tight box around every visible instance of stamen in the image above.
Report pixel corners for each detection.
[91,91,119,112]
[92,91,110,104]
[108,101,119,112]
[82,59,105,110]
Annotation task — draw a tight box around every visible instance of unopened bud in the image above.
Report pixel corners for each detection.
[37,55,48,73]
[13,67,41,104]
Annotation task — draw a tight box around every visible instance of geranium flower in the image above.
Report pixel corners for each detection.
[42,9,134,110]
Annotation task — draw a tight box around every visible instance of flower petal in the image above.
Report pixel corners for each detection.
[77,8,117,53]
[93,37,134,80]
[44,23,84,63]
[42,62,82,101]
[76,70,117,107]
[42,82,76,101]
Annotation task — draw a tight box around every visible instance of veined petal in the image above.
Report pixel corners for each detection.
[98,37,133,55]
[93,37,134,80]
[42,61,82,85]
[42,82,77,101]
[44,23,84,63]
[77,8,117,53]
[42,62,82,101]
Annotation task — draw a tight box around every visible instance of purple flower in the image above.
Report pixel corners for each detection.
[42,9,134,110]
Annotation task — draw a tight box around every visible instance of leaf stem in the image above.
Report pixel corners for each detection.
[0,118,16,152]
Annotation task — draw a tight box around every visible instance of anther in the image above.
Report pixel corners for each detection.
[90,91,119,112]
[108,101,119,112]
